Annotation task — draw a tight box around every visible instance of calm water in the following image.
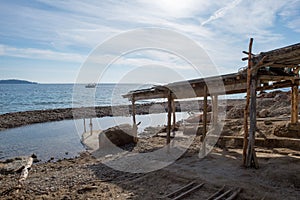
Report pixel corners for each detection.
[0,84,146,114]
[0,113,189,162]
[0,83,156,161]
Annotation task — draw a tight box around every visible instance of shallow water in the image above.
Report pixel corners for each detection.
[0,113,189,162]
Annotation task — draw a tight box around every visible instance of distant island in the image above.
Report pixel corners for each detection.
[0,79,38,84]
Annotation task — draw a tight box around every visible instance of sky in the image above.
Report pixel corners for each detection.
[0,0,299,83]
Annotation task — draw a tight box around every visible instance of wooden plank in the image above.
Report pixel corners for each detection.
[214,189,232,200]
[171,183,204,200]
[164,181,196,198]
[243,38,253,166]
[226,188,242,200]
[206,185,225,200]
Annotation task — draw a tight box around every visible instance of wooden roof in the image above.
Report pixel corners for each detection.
[123,42,300,101]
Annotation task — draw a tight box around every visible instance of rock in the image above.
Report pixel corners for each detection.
[99,124,135,148]
[258,109,269,118]
[274,93,289,102]
[226,105,244,119]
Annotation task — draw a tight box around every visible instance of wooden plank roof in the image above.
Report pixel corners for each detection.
[123,42,300,101]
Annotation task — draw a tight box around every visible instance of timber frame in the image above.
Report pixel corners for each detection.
[123,40,300,168]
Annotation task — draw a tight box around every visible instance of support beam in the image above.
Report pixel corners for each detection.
[83,118,87,133]
[243,38,253,165]
[131,96,138,142]
[89,118,93,135]
[172,98,176,131]
[246,75,259,168]
[167,90,172,144]
[212,94,218,126]
[291,83,299,124]
[201,85,208,155]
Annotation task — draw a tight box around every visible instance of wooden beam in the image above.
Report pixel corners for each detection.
[89,118,93,135]
[212,94,218,126]
[243,38,253,166]
[131,96,138,141]
[246,75,259,168]
[167,90,172,144]
[172,98,176,131]
[201,85,208,156]
[291,83,299,124]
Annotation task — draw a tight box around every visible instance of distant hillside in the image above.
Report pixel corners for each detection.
[0,79,38,84]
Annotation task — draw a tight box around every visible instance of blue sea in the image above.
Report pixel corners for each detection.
[0,83,163,161]
[0,83,145,114]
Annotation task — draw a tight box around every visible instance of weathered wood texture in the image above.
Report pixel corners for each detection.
[167,91,172,144]
[212,95,218,126]
[246,76,259,168]
[243,38,253,165]
[291,83,299,124]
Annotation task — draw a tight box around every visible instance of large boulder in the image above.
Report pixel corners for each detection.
[99,124,135,148]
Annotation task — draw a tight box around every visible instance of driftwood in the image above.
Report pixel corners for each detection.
[18,157,33,184]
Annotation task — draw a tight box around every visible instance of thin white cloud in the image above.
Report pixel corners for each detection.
[0,0,299,83]
[201,0,242,26]
[0,44,85,62]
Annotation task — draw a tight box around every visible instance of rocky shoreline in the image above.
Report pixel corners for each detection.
[0,99,241,131]
[0,90,300,199]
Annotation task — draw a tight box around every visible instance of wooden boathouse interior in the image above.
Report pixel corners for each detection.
[123,39,300,168]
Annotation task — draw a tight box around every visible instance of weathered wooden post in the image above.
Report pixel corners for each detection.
[291,83,299,124]
[83,118,87,133]
[89,118,93,135]
[212,94,218,127]
[172,98,176,131]
[167,90,172,144]
[131,95,138,143]
[243,38,253,165]
[246,73,259,168]
[202,85,208,155]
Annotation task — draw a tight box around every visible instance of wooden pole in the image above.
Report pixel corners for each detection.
[246,75,259,168]
[202,85,208,155]
[291,83,299,124]
[131,96,138,141]
[203,85,208,139]
[83,118,87,133]
[243,38,253,166]
[89,118,93,135]
[172,98,176,131]
[212,94,218,126]
[167,91,172,144]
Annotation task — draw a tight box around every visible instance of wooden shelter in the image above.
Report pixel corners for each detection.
[123,39,300,168]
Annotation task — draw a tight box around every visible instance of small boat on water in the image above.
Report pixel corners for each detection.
[85,83,96,88]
